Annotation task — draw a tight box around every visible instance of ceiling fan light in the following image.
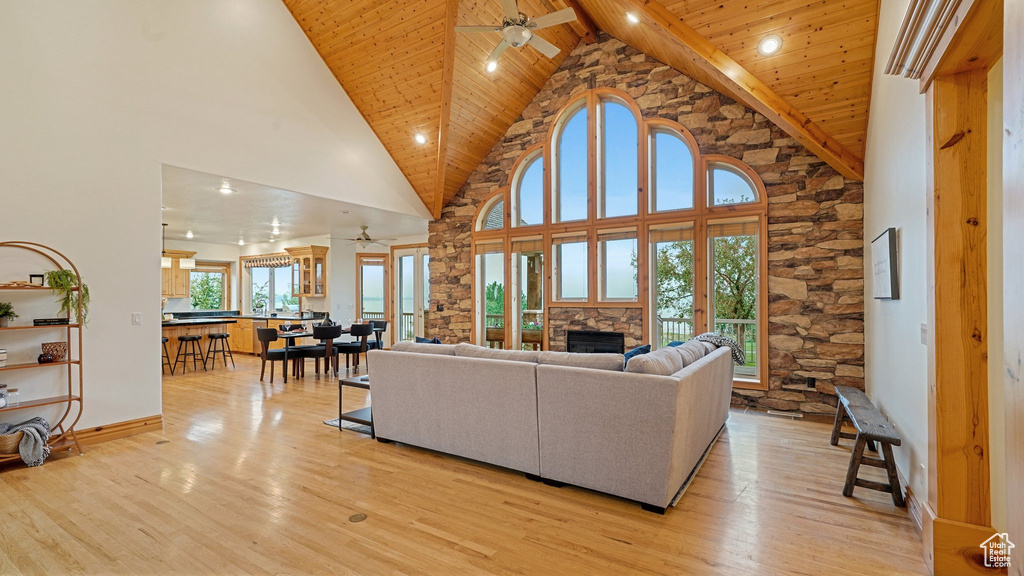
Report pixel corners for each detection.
[626,12,639,24]
[486,60,498,73]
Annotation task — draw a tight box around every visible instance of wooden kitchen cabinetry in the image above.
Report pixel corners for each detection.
[285,245,328,298]
[161,249,196,299]
[227,318,253,354]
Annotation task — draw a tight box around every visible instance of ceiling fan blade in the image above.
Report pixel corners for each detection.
[500,0,519,19]
[455,25,503,33]
[487,40,510,64]
[527,35,560,59]
[527,7,577,30]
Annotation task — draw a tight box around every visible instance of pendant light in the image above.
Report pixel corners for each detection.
[161,223,172,269]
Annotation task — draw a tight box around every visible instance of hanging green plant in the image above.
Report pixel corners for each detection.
[44,270,90,325]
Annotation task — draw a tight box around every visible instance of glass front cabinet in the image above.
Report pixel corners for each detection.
[285,245,329,298]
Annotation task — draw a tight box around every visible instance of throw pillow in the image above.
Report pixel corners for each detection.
[666,340,685,347]
[623,344,651,368]
[415,336,442,344]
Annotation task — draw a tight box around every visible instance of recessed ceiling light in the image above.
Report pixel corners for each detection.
[485,60,498,73]
[271,218,280,227]
[757,34,783,56]
[219,181,233,194]
[269,238,276,243]
[626,12,639,24]
[238,238,245,246]
[186,230,194,239]
[272,226,280,235]
[414,133,427,145]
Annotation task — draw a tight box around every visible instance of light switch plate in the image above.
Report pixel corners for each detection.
[920,323,927,345]
[132,313,142,325]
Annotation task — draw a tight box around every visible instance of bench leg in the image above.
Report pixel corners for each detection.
[880,442,906,507]
[843,434,868,497]
[830,402,847,446]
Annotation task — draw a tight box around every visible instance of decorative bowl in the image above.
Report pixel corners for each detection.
[41,341,68,361]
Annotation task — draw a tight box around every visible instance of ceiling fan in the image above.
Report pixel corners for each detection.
[455,0,577,68]
[345,226,396,248]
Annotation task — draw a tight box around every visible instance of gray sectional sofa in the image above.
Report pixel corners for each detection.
[367,340,734,513]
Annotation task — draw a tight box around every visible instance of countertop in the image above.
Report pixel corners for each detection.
[161,318,239,327]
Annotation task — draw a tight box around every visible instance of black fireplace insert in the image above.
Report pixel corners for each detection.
[566,330,625,354]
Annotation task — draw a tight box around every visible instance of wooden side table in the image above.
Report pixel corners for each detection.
[339,374,373,438]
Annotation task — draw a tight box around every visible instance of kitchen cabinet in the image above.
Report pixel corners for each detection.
[285,245,328,298]
[161,250,196,299]
[227,319,253,354]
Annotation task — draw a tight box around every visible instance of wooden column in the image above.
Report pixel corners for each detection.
[1003,3,1024,575]
[924,68,999,575]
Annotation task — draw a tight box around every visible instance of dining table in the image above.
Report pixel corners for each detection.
[278,326,351,383]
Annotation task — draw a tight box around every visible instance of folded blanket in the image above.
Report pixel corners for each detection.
[694,332,747,366]
[0,417,51,467]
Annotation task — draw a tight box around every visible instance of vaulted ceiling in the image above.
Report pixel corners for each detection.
[284,0,879,218]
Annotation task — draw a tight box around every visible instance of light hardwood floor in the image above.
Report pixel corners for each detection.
[0,355,928,575]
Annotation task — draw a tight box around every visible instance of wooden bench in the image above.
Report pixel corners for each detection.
[830,386,905,507]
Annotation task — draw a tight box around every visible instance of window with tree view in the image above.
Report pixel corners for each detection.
[249,265,296,313]
[190,264,228,311]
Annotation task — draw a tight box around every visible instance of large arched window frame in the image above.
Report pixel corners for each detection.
[471,88,769,389]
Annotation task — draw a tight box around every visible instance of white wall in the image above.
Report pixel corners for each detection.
[862,0,930,500]
[0,1,427,428]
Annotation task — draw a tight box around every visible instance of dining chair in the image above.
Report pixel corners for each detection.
[368,320,388,351]
[301,324,343,378]
[256,328,290,383]
[335,323,374,372]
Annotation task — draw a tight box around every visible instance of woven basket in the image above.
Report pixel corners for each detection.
[42,341,68,361]
[0,431,24,454]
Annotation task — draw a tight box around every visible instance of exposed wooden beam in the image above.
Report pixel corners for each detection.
[549,0,599,44]
[603,0,865,181]
[433,0,460,219]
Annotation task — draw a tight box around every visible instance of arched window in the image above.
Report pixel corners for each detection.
[477,195,505,231]
[553,104,588,223]
[512,152,543,227]
[470,88,768,388]
[708,163,759,206]
[649,127,696,212]
[599,98,639,219]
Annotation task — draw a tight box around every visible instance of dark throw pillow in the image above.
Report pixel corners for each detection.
[415,336,442,344]
[623,344,652,368]
[666,341,685,347]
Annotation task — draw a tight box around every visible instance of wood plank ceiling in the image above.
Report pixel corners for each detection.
[283,0,879,217]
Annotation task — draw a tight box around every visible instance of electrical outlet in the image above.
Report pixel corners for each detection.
[438,304,444,312]
[132,313,142,325]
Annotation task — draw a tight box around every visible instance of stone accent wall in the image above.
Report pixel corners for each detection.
[428,33,864,415]
[548,308,644,352]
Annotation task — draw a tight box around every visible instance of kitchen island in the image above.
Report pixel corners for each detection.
[162,311,325,357]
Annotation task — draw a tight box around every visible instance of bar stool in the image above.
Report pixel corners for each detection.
[174,334,207,373]
[206,332,235,370]
[161,337,175,375]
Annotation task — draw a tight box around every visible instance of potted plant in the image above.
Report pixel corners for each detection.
[0,302,17,327]
[44,270,90,325]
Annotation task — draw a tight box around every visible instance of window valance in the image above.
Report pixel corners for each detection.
[243,254,291,268]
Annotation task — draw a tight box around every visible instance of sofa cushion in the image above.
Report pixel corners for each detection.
[624,346,685,376]
[538,351,624,372]
[675,341,709,367]
[623,344,651,368]
[390,341,457,355]
[455,343,540,363]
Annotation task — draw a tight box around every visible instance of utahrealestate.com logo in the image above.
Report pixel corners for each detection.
[981,533,1015,569]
